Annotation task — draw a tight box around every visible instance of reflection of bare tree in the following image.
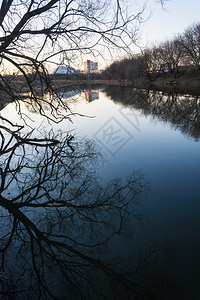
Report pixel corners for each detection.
[0,121,171,299]
[105,86,200,141]
[0,0,150,127]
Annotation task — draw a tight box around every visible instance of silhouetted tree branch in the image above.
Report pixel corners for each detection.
[0,0,147,118]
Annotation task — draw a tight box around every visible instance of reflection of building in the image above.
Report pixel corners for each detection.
[85,89,100,102]
[84,60,98,73]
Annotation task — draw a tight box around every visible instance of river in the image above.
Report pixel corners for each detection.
[0,85,200,299]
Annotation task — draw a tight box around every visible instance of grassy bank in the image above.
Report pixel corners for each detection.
[132,71,200,95]
[1,74,200,101]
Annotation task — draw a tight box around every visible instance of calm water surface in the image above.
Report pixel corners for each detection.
[66,86,200,298]
[1,85,200,298]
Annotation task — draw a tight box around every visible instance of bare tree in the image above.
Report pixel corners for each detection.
[152,39,184,73]
[0,0,147,110]
[0,2,173,298]
[178,23,200,68]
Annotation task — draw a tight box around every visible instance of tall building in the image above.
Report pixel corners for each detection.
[84,60,98,73]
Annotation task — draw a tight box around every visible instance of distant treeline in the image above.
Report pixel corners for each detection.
[104,22,200,80]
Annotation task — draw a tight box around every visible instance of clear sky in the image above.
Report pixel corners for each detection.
[142,0,200,45]
[97,0,200,68]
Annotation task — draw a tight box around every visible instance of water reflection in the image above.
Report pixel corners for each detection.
[85,89,99,102]
[21,86,103,122]
[104,86,200,141]
[2,85,199,298]
[0,116,172,299]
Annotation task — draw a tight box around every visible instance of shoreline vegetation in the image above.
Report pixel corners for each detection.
[1,74,200,103]
[102,22,200,96]
[53,73,200,96]
[2,20,200,99]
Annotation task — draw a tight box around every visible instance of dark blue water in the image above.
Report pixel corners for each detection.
[1,86,200,298]
[66,87,200,298]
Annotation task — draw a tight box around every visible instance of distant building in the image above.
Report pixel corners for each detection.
[84,60,98,73]
[160,63,171,73]
[49,65,79,75]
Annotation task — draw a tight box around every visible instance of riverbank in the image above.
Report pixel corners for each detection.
[52,79,132,88]
[1,74,200,100]
[132,71,200,95]
[53,73,200,96]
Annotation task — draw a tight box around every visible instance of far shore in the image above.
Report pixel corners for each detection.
[1,74,200,98]
[52,74,200,96]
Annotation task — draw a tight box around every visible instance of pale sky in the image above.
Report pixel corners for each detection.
[97,0,200,68]
[142,0,200,45]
